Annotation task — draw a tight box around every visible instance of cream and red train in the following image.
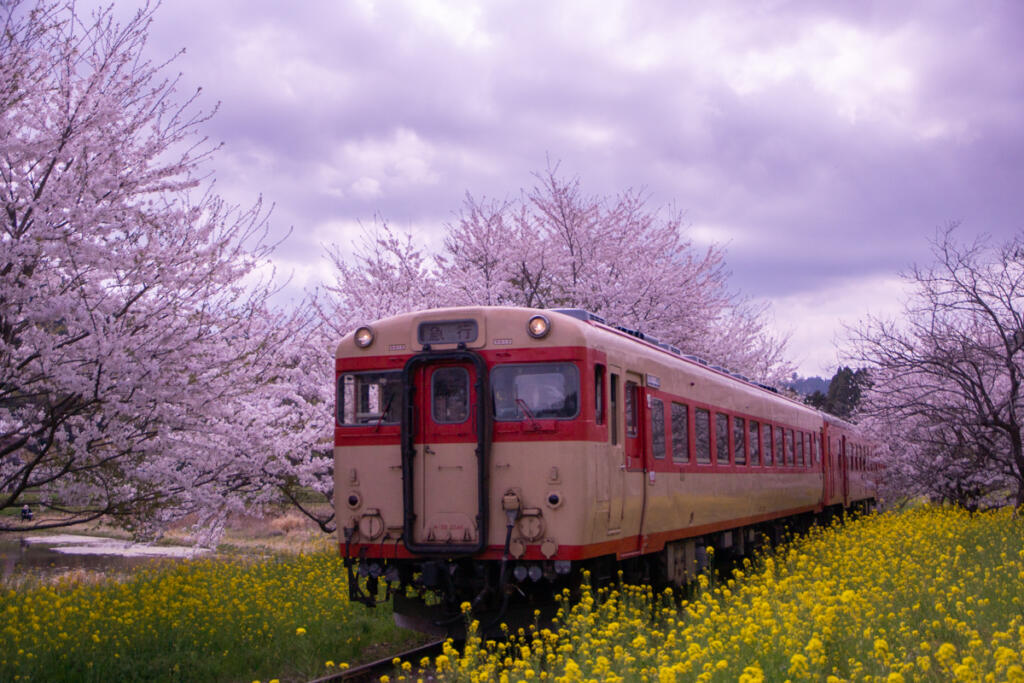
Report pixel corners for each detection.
[335,306,876,626]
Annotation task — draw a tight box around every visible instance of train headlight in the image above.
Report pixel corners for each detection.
[527,314,550,339]
[354,326,374,348]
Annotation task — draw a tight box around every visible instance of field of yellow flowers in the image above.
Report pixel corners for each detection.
[3,506,1022,682]
[422,506,1024,682]
[0,552,420,682]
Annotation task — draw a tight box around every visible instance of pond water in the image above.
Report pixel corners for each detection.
[0,534,209,579]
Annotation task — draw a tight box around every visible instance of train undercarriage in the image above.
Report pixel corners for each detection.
[345,501,875,636]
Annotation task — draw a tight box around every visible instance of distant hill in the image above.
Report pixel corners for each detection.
[786,375,829,396]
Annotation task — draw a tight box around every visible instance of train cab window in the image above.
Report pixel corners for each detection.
[715,413,729,465]
[749,420,760,465]
[492,363,580,420]
[733,416,746,465]
[595,365,606,425]
[625,381,639,438]
[762,423,773,465]
[650,398,666,460]
[338,371,402,426]
[695,408,711,464]
[610,374,620,445]
[671,402,689,463]
[431,367,469,423]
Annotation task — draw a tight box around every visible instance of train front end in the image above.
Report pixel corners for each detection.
[335,307,593,632]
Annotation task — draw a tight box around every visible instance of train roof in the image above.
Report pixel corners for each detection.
[337,305,828,419]
[545,308,811,407]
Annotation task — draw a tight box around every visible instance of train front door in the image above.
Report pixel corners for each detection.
[406,359,485,549]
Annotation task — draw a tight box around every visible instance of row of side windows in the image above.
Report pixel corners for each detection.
[595,364,820,467]
[649,396,819,467]
[849,442,873,471]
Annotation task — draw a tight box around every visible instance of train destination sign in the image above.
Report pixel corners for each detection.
[417,319,478,345]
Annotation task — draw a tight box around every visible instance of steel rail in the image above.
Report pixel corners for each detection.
[307,637,455,683]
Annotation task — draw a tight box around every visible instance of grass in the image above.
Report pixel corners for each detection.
[0,551,425,682]
[1,509,427,682]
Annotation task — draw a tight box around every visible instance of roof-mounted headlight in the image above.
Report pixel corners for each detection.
[354,326,374,348]
[527,314,550,339]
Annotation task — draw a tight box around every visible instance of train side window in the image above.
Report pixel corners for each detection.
[431,367,469,424]
[650,398,665,460]
[811,435,817,464]
[610,374,620,445]
[733,416,746,465]
[762,423,773,465]
[796,431,805,467]
[787,429,795,466]
[595,365,606,425]
[715,413,729,465]
[671,402,689,463]
[625,381,639,438]
[774,427,783,467]
[749,420,760,465]
[695,408,711,464]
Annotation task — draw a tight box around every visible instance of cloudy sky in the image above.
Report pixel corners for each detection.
[122,0,1024,376]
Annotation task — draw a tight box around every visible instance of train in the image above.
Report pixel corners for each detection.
[334,306,877,631]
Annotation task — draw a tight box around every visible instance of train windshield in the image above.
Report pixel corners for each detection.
[337,371,402,425]
[492,363,579,420]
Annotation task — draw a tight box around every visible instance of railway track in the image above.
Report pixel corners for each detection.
[307,637,457,683]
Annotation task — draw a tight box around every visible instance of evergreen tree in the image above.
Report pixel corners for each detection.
[805,366,869,420]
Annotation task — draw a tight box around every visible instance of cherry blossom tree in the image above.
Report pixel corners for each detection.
[0,0,316,536]
[325,165,792,384]
[852,226,1024,507]
[433,164,793,384]
[316,220,443,341]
